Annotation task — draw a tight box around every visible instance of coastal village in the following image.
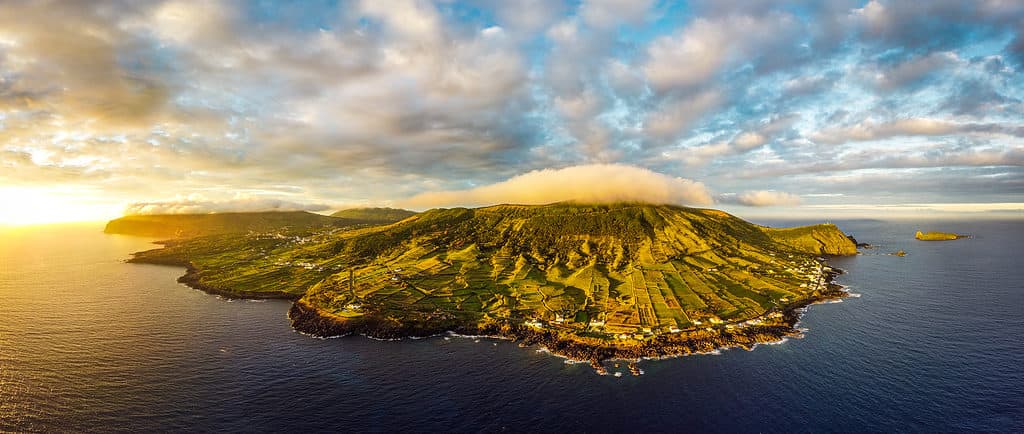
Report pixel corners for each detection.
[501,257,830,341]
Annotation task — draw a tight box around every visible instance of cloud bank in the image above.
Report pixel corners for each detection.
[401,164,713,209]
[720,191,802,207]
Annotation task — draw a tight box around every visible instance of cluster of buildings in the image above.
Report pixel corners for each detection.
[271,260,325,272]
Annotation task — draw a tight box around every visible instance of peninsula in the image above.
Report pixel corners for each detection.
[121,203,857,367]
[105,209,413,238]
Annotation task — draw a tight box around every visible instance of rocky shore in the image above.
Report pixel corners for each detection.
[134,245,850,367]
[288,269,849,364]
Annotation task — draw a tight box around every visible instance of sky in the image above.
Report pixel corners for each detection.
[1,0,1023,224]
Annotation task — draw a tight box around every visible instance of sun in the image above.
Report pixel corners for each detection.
[0,186,120,226]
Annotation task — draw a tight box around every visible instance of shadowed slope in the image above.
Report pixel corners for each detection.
[330,207,417,224]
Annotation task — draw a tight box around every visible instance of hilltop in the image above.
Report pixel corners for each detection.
[330,207,417,224]
[126,203,857,363]
[105,211,366,238]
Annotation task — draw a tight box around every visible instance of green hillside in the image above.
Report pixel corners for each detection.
[330,207,417,224]
[129,203,857,353]
[104,211,361,238]
[298,204,854,334]
[764,224,858,255]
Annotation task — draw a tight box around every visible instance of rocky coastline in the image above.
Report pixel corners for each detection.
[132,246,850,368]
[287,268,849,364]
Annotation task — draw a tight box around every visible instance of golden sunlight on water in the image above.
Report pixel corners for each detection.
[0,224,167,428]
[0,187,120,226]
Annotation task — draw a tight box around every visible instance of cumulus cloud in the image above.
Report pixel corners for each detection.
[0,2,171,129]
[849,0,1024,52]
[864,52,959,90]
[400,164,714,209]
[644,90,724,139]
[125,196,330,215]
[488,0,566,34]
[643,19,729,92]
[635,9,809,148]
[642,12,802,93]
[1011,24,1024,67]
[720,190,802,207]
[579,0,654,29]
[941,77,1021,115]
[664,115,796,165]
[537,0,656,159]
[0,0,535,188]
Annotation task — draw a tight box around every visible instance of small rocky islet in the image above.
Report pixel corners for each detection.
[915,230,967,241]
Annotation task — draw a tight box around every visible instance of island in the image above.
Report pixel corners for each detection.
[915,231,967,241]
[119,203,858,371]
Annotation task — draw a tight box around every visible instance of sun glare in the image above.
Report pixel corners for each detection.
[0,187,119,226]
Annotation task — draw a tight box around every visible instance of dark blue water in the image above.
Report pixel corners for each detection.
[2,220,1022,432]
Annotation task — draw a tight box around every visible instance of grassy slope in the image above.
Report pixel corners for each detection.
[130,203,857,334]
[763,224,858,255]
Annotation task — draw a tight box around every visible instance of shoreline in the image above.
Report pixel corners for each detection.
[131,252,850,368]
[128,256,301,301]
[286,267,850,365]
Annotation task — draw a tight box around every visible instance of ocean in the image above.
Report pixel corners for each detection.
[2,220,1022,432]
